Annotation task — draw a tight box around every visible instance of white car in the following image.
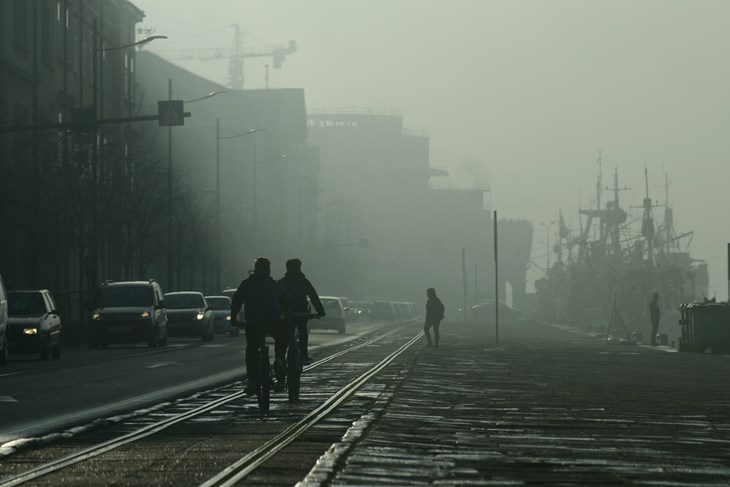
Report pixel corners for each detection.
[310,296,347,334]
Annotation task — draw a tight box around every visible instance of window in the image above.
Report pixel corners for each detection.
[13,103,29,167]
[41,2,51,63]
[73,18,80,74]
[13,0,29,51]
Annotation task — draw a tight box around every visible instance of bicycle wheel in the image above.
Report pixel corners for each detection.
[287,327,301,402]
[257,346,271,415]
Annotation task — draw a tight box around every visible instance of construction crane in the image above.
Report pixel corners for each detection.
[154,24,297,90]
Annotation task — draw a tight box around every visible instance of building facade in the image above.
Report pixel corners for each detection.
[0,0,144,331]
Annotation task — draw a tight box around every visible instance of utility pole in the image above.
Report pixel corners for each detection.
[167,78,173,291]
[462,248,467,323]
[215,118,221,292]
[474,264,479,304]
[494,210,499,345]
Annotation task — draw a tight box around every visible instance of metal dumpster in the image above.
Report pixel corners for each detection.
[678,302,730,353]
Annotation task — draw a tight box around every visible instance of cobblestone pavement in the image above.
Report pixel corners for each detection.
[302,320,730,486]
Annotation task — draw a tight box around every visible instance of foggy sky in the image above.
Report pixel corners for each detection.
[135,0,730,297]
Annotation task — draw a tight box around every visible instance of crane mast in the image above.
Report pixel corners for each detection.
[153,24,297,90]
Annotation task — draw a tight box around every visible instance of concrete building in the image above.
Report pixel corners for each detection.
[0,0,144,327]
[136,52,321,292]
[307,111,533,312]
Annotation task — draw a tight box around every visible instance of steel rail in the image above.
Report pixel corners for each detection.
[1,325,409,486]
[200,332,424,487]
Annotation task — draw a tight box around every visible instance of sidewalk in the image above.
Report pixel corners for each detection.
[304,319,730,485]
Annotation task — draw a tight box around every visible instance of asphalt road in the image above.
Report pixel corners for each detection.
[0,318,394,443]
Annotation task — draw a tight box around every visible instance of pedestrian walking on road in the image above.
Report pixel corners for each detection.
[230,257,290,393]
[424,288,445,347]
[278,258,326,365]
[649,293,661,346]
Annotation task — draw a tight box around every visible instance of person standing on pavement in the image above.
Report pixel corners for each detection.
[278,258,326,365]
[424,288,445,347]
[649,293,660,346]
[230,257,290,393]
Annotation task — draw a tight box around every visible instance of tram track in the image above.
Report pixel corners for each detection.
[0,324,421,486]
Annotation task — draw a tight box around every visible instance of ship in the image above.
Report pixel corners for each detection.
[535,152,709,342]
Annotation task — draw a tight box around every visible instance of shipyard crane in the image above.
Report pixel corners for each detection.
[154,24,296,90]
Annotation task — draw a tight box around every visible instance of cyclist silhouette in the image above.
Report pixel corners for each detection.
[278,258,325,365]
[230,257,290,393]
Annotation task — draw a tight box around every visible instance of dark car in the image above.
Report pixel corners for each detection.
[7,290,62,360]
[205,295,238,336]
[165,292,215,341]
[222,287,244,322]
[91,280,168,348]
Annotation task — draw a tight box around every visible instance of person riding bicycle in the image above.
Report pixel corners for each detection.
[278,258,326,365]
[230,257,290,394]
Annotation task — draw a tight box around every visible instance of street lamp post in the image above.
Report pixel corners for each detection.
[91,31,167,288]
[214,119,263,291]
[166,86,226,291]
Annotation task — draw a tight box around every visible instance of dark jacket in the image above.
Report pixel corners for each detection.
[231,272,290,324]
[425,296,445,324]
[278,271,325,316]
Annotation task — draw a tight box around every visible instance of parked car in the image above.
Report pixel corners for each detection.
[370,301,397,322]
[0,273,7,366]
[222,287,244,322]
[205,295,238,336]
[91,280,168,348]
[165,292,215,341]
[310,296,346,334]
[7,290,62,360]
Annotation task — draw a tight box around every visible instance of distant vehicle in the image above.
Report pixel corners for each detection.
[468,300,524,324]
[91,280,168,349]
[370,301,397,322]
[7,290,62,360]
[354,300,372,320]
[0,273,8,366]
[407,302,418,318]
[205,295,238,336]
[165,292,215,341]
[338,297,354,320]
[393,302,412,320]
[311,296,346,334]
[222,287,244,322]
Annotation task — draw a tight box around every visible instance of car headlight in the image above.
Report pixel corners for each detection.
[196,312,205,320]
[141,310,150,318]
[23,328,39,335]
[225,314,231,321]
[92,311,100,321]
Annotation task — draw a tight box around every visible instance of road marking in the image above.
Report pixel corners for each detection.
[202,344,230,348]
[0,372,19,378]
[0,396,18,402]
[145,362,183,369]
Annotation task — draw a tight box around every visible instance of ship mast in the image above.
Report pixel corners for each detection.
[642,162,655,267]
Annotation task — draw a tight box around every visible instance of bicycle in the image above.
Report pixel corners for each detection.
[232,319,273,416]
[255,328,272,415]
[286,313,319,403]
